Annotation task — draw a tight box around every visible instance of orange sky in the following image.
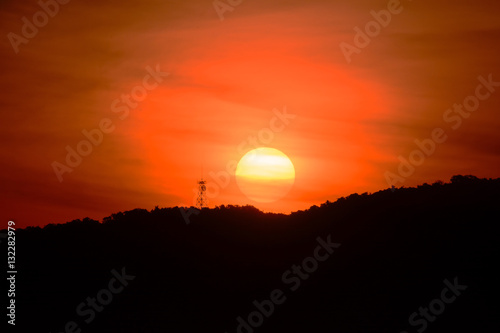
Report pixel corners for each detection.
[1,0,500,228]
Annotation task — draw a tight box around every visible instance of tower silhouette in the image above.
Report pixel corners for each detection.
[196,179,207,210]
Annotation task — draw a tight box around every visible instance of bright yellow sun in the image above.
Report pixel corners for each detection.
[235,147,295,203]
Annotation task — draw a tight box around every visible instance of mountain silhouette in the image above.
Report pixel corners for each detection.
[4,175,499,332]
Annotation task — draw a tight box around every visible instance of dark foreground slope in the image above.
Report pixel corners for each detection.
[6,175,500,333]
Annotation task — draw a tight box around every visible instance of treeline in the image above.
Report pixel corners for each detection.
[6,175,500,333]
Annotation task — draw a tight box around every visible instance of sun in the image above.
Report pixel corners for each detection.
[235,147,295,203]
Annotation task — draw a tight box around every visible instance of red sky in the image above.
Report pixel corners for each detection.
[1,0,500,228]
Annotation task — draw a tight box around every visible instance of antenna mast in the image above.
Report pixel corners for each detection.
[196,157,207,209]
[196,179,207,210]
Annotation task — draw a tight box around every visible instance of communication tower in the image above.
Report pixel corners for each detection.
[196,179,207,209]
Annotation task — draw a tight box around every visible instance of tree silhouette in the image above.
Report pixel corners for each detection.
[5,175,500,333]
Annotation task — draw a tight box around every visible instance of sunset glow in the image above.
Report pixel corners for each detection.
[3,2,499,331]
[1,0,499,227]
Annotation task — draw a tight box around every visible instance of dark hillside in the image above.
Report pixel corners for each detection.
[6,175,500,332]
